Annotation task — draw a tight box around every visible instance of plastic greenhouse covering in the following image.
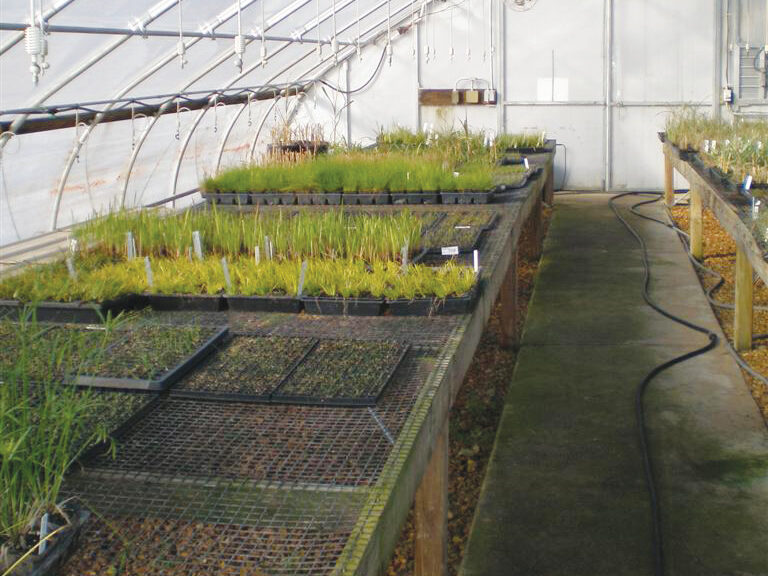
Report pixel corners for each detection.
[0,0,432,246]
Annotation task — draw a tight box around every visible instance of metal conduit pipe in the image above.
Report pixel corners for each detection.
[0,0,178,152]
[603,0,613,191]
[0,0,76,55]
[195,1,428,195]
[0,22,355,46]
[48,0,286,230]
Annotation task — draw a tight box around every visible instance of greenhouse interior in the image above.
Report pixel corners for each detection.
[1,0,768,575]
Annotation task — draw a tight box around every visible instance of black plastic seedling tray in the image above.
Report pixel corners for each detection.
[75,326,229,392]
[504,139,556,155]
[440,191,495,205]
[386,280,482,316]
[424,213,498,255]
[171,335,318,402]
[391,191,440,205]
[250,193,297,206]
[227,294,302,313]
[302,297,384,316]
[0,295,146,324]
[271,339,410,407]
[145,294,226,312]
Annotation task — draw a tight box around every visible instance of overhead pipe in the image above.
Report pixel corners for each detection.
[0,22,354,46]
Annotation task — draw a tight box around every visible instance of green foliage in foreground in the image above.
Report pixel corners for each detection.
[0,312,117,551]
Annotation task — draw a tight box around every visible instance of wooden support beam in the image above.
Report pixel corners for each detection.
[544,166,555,204]
[689,185,704,261]
[664,153,675,207]
[734,245,754,351]
[415,421,449,576]
[499,248,519,349]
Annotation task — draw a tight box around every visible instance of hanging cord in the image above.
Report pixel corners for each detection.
[260,0,268,67]
[356,0,362,60]
[332,0,339,64]
[176,0,186,68]
[386,0,393,65]
[466,0,471,60]
[609,192,720,576]
[449,7,455,60]
[233,0,245,71]
[316,0,322,60]
[411,0,417,60]
[317,42,388,95]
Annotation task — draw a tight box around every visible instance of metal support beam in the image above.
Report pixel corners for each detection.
[0,21,354,46]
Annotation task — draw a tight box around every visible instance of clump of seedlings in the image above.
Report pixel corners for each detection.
[0,311,122,573]
[274,339,407,403]
[423,211,494,251]
[178,336,315,397]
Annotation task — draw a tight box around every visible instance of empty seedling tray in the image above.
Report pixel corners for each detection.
[171,334,318,402]
[271,339,410,407]
[75,325,228,392]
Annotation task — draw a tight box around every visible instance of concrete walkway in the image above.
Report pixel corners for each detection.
[461,194,768,576]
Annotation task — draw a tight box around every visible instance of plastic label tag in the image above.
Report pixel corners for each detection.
[441,246,460,256]
[192,231,203,260]
[221,258,232,292]
[454,225,471,230]
[473,250,480,273]
[524,158,530,170]
[297,260,308,297]
[144,257,154,288]
[744,175,753,191]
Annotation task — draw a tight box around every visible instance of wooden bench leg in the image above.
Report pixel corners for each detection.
[689,185,704,261]
[664,153,675,206]
[500,248,519,349]
[415,421,448,576]
[734,246,754,352]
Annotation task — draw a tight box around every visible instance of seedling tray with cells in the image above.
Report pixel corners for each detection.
[422,211,497,254]
[75,324,228,392]
[171,335,317,402]
[272,339,410,406]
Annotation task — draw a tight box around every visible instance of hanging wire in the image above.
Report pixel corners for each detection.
[423,0,430,63]
[356,0,362,60]
[449,6,455,61]
[177,0,186,68]
[247,93,253,126]
[234,0,245,71]
[332,0,339,64]
[411,0,417,60]
[466,0,471,61]
[316,0,322,60]
[74,108,80,163]
[482,0,487,62]
[386,0,393,65]
[260,0,268,67]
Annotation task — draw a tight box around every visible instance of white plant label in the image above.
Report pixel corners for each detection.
[524,158,530,170]
[221,258,232,292]
[297,260,308,297]
[69,238,79,254]
[144,256,154,288]
[441,246,460,256]
[192,231,203,260]
[39,513,49,555]
[125,232,136,259]
[455,225,471,230]
[744,175,753,191]
[401,245,409,273]
[255,245,261,264]
[473,250,480,273]
[66,256,77,280]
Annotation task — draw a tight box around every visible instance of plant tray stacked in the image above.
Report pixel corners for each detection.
[172,336,409,407]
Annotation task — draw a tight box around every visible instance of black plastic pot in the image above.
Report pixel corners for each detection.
[302,296,384,316]
[346,192,390,205]
[145,294,226,312]
[440,190,494,205]
[296,194,314,205]
[311,192,342,205]
[6,505,90,576]
[250,192,296,206]
[227,294,302,313]
[391,191,440,205]
[205,193,249,206]
[386,282,481,316]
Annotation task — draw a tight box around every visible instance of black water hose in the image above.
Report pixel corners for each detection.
[609,192,719,576]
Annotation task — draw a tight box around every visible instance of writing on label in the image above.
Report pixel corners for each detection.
[441,246,460,256]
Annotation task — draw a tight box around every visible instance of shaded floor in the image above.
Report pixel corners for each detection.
[460,193,768,576]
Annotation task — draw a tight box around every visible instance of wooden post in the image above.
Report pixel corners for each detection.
[664,153,675,206]
[499,248,519,349]
[415,421,448,576]
[734,245,754,351]
[544,165,555,204]
[689,184,704,261]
